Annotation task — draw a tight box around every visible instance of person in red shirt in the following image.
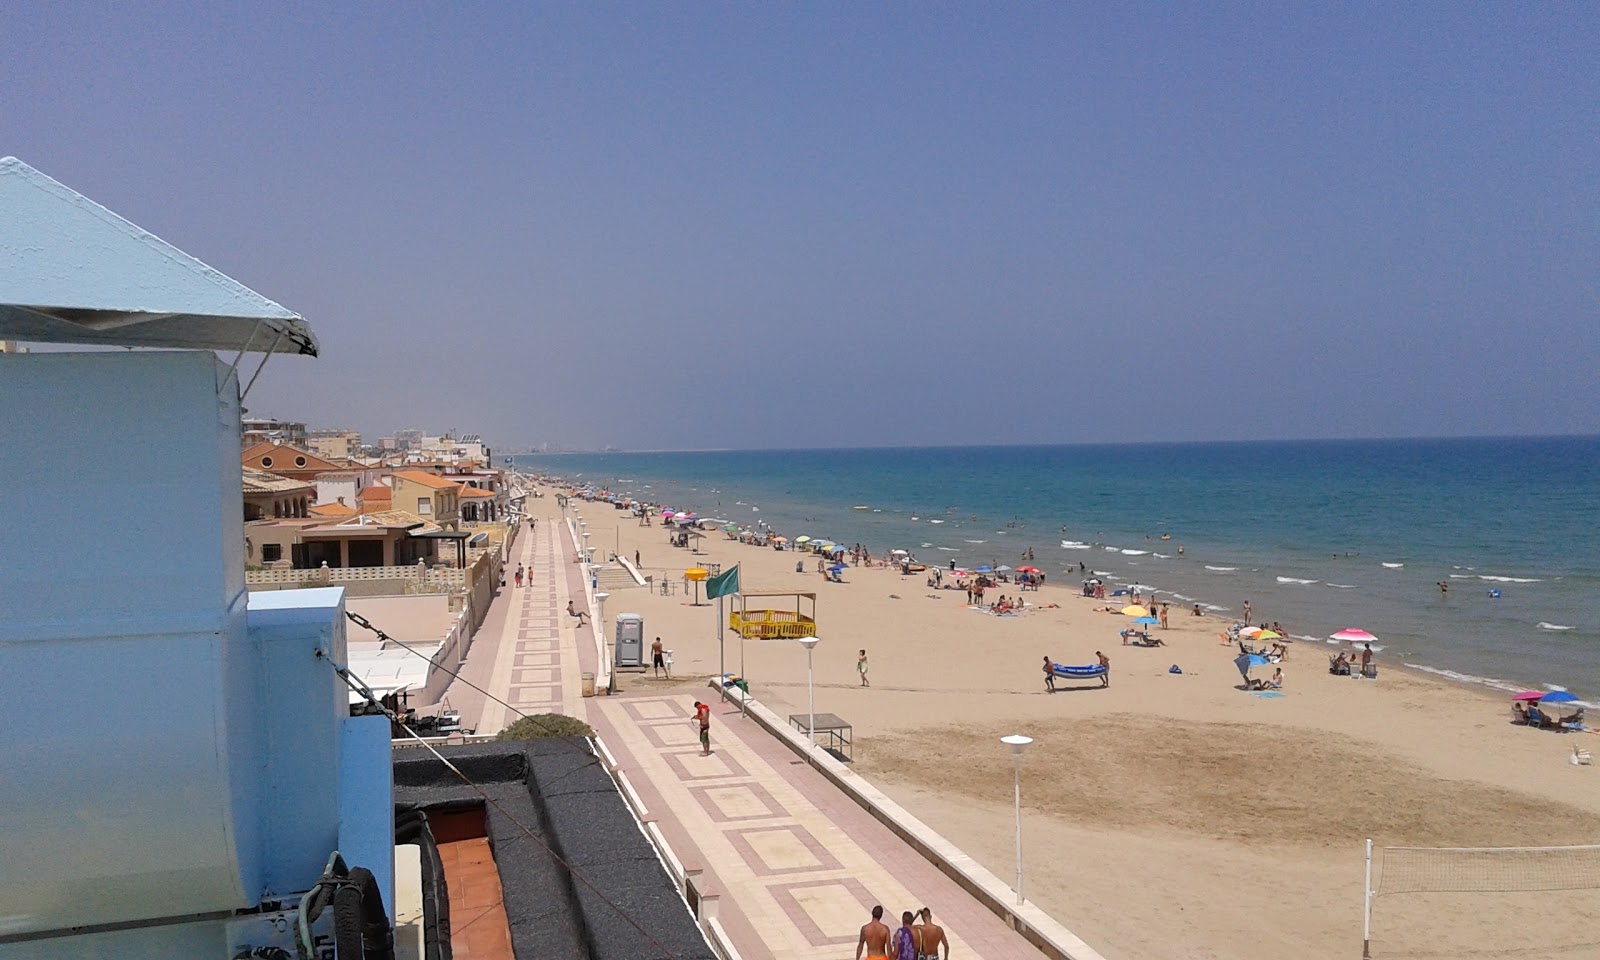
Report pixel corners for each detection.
[692,700,712,755]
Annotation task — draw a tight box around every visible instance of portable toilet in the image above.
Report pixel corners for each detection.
[614,613,644,667]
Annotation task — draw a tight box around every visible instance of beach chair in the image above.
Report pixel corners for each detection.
[1573,745,1592,766]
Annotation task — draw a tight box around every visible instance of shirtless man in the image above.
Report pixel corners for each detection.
[916,907,947,959]
[1043,655,1056,693]
[566,600,589,626]
[651,637,667,678]
[856,905,891,960]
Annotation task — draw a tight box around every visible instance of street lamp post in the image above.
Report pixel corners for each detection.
[595,590,611,669]
[798,637,821,754]
[1000,734,1033,905]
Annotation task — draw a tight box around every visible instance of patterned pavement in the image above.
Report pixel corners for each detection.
[459,508,1049,960]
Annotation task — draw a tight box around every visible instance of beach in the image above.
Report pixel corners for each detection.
[534,488,1600,960]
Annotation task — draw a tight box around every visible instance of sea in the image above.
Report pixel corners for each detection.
[514,437,1599,701]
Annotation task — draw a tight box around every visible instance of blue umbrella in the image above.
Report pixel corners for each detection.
[975,566,994,573]
[828,563,846,573]
[1233,653,1269,680]
[1133,616,1159,625]
[1540,691,1581,706]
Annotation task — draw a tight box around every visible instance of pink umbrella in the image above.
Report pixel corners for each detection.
[1511,691,1545,702]
[1330,628,1379,643]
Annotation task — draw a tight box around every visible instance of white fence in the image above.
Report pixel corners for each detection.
[246,562,466,589]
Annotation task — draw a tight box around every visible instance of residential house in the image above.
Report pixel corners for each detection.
[241,441,344,481]
[387,470,461,530]
[357,482,392,513]
[245,510,440,569]
[241,416,306,449]
[306,428,361,461]
[242,468,314,521]
[313,467,378,511]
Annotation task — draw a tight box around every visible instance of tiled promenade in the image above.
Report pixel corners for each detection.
[452,509,1053,960]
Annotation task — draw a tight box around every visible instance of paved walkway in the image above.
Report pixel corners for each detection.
[454,506,1050,960]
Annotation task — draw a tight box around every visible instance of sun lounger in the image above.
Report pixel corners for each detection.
[1050,663,1110,689]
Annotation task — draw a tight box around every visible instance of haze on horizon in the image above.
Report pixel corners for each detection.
[5,4,1596,450]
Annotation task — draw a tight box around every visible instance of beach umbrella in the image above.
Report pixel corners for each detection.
[996,565,1014,572]
[1133,616,1159,625]
[1017,566,1041,574]
[1233,653,1269,680]
[795,536,812,544]
[772,536,788,543]
[684,567,709,606]
[890,548,910,556]
[662,509,674,516]
[1511,691,1545,702]
[828,563,846,573]
[975,565,994,574]
[1256,629,1283,640]
[1121,605,1148,616]
[1330,628,1378,642]
[1238,626,1264,636]
[1540,691,1581,707]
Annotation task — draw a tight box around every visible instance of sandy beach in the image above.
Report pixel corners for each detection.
[533,489,1600,960]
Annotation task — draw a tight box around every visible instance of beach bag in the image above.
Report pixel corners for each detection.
[1169,665,1183,674]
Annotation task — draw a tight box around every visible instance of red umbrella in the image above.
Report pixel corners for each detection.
[1511,691,1545,702]
[1017,566,1042,574]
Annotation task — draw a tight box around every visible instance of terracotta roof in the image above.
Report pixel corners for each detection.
[242,468,315,495]
[391,469,462,490]
[358,484,392,502]
[241,441,277,460]
[459,487,495,498]
[309,502,359,518]
[242,442,343,473]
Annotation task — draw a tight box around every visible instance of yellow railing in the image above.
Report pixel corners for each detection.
[729,609,816,639]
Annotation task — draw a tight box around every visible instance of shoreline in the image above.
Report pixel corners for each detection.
[536,483,1600,960]
[531,464,1590,708]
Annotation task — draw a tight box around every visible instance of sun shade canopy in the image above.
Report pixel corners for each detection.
[0,157,317,356]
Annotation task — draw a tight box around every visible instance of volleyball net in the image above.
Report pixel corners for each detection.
[1363,840,1600,957]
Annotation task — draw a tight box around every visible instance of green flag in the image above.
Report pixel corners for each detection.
[706,564,740,600]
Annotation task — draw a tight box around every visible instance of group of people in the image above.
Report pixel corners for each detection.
[1245,667,1285,690]
[1329,643,1377,678]
[856,905,948,960]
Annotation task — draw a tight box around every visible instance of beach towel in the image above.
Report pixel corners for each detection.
[1250,691,1285,699]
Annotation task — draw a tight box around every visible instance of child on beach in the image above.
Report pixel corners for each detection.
[858,649,870,687]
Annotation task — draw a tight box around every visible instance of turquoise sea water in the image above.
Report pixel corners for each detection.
[516,437,1599,700]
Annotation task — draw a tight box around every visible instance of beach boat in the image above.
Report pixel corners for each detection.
[1051,663,1110,689]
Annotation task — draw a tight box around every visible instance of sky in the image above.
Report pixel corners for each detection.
[5,3,1596,450]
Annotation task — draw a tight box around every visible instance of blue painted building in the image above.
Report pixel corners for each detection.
[0,157,393,958]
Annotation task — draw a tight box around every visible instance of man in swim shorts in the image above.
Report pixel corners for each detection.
[651,636,667,677]
[856,905,891,960]
[916,907,947,960]
[1043,655,1056,692]
[692,700,712,755]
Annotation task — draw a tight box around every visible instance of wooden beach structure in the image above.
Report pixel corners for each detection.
[731,589,817,639]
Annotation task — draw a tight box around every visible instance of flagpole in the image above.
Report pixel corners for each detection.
[717,593,725,704]
[739,592,748,717]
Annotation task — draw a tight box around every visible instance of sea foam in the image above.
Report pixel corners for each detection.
[1537,622,1574,631]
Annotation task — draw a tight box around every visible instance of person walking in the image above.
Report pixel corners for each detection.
[1043,656,1057,693]
[856,906,891,960]
[893,911,919,960]
[916,908,947,960]
[692,700,712,756]
[858,649,870,687]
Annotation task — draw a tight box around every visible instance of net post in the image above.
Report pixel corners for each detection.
[1362,838,1373,959]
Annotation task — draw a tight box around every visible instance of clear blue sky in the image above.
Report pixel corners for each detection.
[6,3,1596,449]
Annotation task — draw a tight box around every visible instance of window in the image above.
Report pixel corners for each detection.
[295,456,306,467]
[260,456,273,468]
[417,498,431,515]
[262,544,282,562]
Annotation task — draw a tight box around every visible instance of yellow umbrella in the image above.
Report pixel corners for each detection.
[1121,605,1148,616]
[684,567,710,606]
[1256,629,1282,640]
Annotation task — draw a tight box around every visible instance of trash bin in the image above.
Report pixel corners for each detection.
[581,672,596,697]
